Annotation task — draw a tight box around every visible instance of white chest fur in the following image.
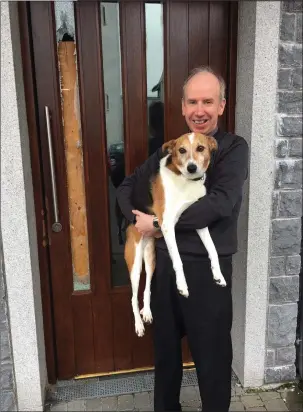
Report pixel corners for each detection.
[159,156,206,224]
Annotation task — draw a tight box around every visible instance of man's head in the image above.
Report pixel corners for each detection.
[182,66,226,135]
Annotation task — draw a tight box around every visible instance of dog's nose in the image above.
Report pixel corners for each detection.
[187,163,197,174]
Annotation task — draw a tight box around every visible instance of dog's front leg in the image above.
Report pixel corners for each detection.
[140,237,155,324]
[161,219,189,297]
[196,227,226,287]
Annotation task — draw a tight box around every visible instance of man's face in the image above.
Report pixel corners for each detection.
[182,72,226,135]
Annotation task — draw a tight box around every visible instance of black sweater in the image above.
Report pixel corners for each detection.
[116,129,249,259]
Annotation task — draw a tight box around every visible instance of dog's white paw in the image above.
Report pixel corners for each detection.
[140,307,153,324]
[176,274,189,297]
[135,319,145,337]
[212,266,227,287]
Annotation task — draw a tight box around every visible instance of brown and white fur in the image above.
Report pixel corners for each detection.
[124,132,226,337]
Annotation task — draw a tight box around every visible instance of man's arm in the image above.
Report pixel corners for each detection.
[176,138,249,230]
[116,148,162,223]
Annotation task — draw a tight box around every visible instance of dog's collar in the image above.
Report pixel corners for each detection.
[192,173,205,182]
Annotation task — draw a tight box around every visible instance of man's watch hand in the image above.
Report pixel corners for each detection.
[153,216,160,229]
[132,210,161,237]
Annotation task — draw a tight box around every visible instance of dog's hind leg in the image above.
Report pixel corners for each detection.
[125,228,145,336]
[140,237,155,324]
[131,239,146,336]
[196,227,226,287]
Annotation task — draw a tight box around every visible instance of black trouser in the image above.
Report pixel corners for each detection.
[151,249,233,412]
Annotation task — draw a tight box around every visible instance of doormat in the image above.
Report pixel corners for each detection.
[45,369,239,403]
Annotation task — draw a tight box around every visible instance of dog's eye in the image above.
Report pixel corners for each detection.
[179,147,186,154]
[197,145,205,152]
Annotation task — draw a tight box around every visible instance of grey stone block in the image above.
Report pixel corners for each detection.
[267,303,297,346]
[263,398,289,411]
[0,302,8,332]
[275,159,302,189]
[278,91,302,114]
[296,12,302,43]
[266,349,275,367]
[270,256,286,277]
[85,398,102,411]
[278,68,292,89]
[286,255,302,275]
[278,190,302,217]
[101,396,118,411]
[289,138,303,157]
[134,392,152,409]
[279,43,302,67]
[269,276,299,304]
[293,67,303,89]
[271,218,301,256]
[117,394,134,411]
[180,386,200,406]
[0,359,14,390]
[240,395,262,409]
[277,115,303,136]
[282,1,303,12]
[229,401,245,411]
[280,13,296,42]
[265,364,296,384]
[1,390,17,411]
[281,363,296,380]
[66,400,85,411]
[276,346,296,365]
[272,191,279,218]
[275,139,288,158]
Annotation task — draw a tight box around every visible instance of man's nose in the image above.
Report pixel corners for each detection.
[196,102,204,115]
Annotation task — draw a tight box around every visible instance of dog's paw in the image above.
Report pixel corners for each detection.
[135,319,145,337]
[140,307,153,324]
[212,267,227,287]
[176,276,189,297]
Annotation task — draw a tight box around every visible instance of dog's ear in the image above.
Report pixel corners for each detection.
[162,139,176,154]
[207,136,218,152]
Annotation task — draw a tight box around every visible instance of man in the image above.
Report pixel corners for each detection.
[117,66,249,412]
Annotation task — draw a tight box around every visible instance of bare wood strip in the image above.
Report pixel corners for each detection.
[58,42,89,284]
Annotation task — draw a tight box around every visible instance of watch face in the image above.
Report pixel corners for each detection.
[153,218,159,229]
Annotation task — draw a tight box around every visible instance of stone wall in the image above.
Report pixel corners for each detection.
[0,234,17,411]
[266,0,302,384]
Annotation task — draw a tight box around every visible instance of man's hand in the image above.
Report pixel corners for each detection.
[132,210,162,238]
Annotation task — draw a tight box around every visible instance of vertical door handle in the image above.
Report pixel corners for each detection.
[45,106,62,233]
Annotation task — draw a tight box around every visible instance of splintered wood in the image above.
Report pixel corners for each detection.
[58,42,90,286]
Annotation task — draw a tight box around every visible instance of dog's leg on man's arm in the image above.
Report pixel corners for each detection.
[196,227,226,286]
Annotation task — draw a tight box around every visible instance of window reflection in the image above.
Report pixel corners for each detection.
[146,3,164,156]
[101,2,164,287]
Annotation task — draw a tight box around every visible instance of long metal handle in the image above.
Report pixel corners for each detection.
[45,106,62,233]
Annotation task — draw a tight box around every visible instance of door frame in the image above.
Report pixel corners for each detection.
[18,0,238,384]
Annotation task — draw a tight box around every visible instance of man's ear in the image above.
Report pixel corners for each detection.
[207,136,218,152]
[162,139,176,154]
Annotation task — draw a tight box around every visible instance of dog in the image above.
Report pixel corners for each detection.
[124,132,226,337]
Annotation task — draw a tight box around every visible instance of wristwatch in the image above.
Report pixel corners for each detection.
[153,216,160,229]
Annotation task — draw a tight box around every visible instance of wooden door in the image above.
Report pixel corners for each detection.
[22,0,237,381]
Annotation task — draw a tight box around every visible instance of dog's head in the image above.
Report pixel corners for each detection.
[162,132,217,180]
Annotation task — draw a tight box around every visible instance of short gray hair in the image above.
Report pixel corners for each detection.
[182,66,226,101]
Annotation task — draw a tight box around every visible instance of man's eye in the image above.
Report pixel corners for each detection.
[197,146,205,152]
[179,148,186,154]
